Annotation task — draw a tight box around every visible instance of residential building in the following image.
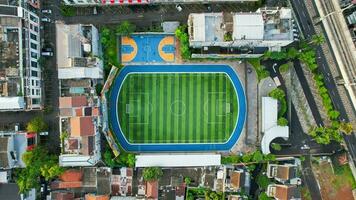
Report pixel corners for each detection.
[56,22,103,167]
[267,163,300,184]
[0,131,37,169]
[58,96,101,167]
[111,168,133,196]
[50,167,112,198]
[226,167,250,193]
[187,7,294,57]
[146,180,158,200]
[266,184,301,200]
[0,2,42,111]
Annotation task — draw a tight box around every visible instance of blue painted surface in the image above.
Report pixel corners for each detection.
[109,65,246,152]
[121,34,175,63]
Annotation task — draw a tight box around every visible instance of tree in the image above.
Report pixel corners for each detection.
[269,88,285,100]
[116,21,136,36]
[26,116,48,133]
[287,47,299,59]
[279,63,290,73]
[256,174,270,189]
[309,34,325,46]
[184,177,191,185]
[339,122,353,135]
[16,146,63,192]
[252,150,264,162]
[277,117,288,126]
[259,192,272,200]
[143,167,163,181]
[126,153,136,168]
[328,110,340,120]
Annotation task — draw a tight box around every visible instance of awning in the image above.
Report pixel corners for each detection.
[101,0,150,4]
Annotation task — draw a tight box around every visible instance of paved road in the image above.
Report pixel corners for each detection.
[291,0,356,168]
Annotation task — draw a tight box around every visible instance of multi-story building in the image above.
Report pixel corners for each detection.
[56,22,103,167]
[0,2,42,111]
[188,7,295,57]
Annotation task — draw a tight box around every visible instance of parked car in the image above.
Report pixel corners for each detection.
[41,17,51,23]
[41,51,53,56]
[41,9,52,14]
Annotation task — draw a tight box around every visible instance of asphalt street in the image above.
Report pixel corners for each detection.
[291,0,356,167]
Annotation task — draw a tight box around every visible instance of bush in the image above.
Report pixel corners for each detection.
[269,88,287,117]
[116,21,136,36]
[175,25,191,60]
[271,143,282,151]
[247,59,270,81]
[277,117,288,126]
[224,32,233,41]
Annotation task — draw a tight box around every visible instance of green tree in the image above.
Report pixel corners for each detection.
[143,167,163,181]
[184,177,191,185]
[252,150,264,162]
[277,117,288,126]
[116,21,136,36]
[269,88,285,100]
[339,122,353,135]
[256,174,270,189]
[287,47,299,59]
[175,25,191,60]
[16,147,63,192]
[126,153,136,168]
[328,110,340,120]
[259,192,272,200]
[309,34,325,46]
[242,153,253,163]
[26,116,48,133]
[271,143,282,151]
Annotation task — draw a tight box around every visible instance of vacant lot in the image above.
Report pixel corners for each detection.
[312,160,355,200]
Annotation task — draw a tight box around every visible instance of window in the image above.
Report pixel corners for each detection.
[30,15,38,23]
[36,80,40,87]
[31,80,34,86]
[30,33,37,40]
[31,89,34,95]
[34,26,38,33]
[30,43,37,50]
[32,98,40,105]
[36,89,40,95]
[31,52,37,59]
[31,70,38,77]
[31,61,37,68]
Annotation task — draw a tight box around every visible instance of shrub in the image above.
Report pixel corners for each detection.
[277,117,288,126]
[175,25,191,60]
[247,59,270,81]
[256,174,270,189]
[271,143,282,151]
[224,32,233,41]
[116,21,136,36]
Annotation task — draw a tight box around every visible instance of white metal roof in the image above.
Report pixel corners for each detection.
[233,13,264,40]
[261,97,289,154]
[192,14,206,42]
[59,155,96,167]
[0,97,25,110]
[135,154,221,167]
[58,67,103,79]
[261,97,278,132]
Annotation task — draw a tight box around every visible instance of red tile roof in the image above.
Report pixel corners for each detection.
[67,138,79,150]
[60,169,83,182]
[146,181,158,199]
[51,191,74,200]
[85,194,110,200]
[59,96,87,108]
[75,108,83,116]
[70,116,95,137]
[92,107,100,116]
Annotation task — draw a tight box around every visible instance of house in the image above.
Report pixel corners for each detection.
[0,131,37,169]
[267,163,299,184]
[146,180,158,200]
[266,184,301,200]
[226,168,250,193]
[0,2,42,111]
[187,7,294,57]
[50,167,112,198]
[111,168,133,196]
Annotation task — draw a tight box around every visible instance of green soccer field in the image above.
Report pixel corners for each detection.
[117,73,239,144]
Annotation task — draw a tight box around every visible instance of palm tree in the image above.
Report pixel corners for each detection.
[339,122,353,135]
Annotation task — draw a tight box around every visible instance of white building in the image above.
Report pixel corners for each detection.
[0,4,42,111]
[188,7,294,54]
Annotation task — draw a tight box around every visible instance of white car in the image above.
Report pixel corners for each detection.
[41,51,53,56]
[41,9,52,14]
[41,17,51,23]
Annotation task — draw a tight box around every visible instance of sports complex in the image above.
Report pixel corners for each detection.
[108,34,246,152]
